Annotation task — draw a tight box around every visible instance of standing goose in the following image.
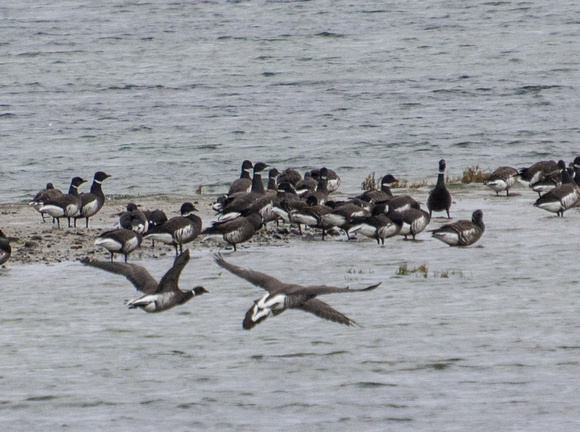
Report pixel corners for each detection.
[533,167,579,217]
[427,159,452,218]
[431,209,485,246]
[346,203,402,245]
[95,228,142,262]
[485,166,519,196]
[213,253,380,330]
[0,229,15,265]
[75,171,112,228]
[389,207,431,240]
[227,160,254,196]
[30,183,63,223]
[202,212,263,251]
[39,176,86,228]
[357,174,397,204]
[519,160,559,197]
[119,203,149,234]
[219,162,269,220]
[144,202,203,256]
[81,250,208,313]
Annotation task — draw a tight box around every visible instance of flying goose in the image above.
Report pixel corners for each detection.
[81,249,207,313]
[214,253,380,330]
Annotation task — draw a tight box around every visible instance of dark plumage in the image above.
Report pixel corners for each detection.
[119,203,149,234]
[0,229,14,265]
[346,203,402,245]
[485,166,519,196]
[39,176,86,228]
[144,202,202,256]
[95,228,142,262]
[30,183,63,222]
[519,160,560,197]
[357,174,397,203]
[75,171,111,228]
[431,209,485,246]
[203,213,262,251]
[81,250,208,313]
[427,159,452,218]
[228,160,253,196]
[533,168,579,217]
[214,253,380,330]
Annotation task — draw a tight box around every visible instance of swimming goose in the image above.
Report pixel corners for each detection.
[95,228,142,262]
[74,171,111,228]
[533,168,579,217]
[144,202,202,256]
[213,253,380,330]
[0,229,15,265]
[431,209,485,246]
[485,166,519,196]
[30,183,63,223]
[39,176,86,228]
[427,159,452,218]
[81,249,208,313]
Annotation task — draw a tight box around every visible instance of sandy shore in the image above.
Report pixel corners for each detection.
[0,194,304,266]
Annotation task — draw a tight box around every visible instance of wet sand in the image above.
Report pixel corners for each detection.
[0,194,306,266]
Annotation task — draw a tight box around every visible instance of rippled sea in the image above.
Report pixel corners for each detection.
[1,1,580,431]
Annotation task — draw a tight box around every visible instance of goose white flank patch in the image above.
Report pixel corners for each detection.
[431,209,485,247]
[214,253,380,330]
[485,166,519,196]
[81,249,208,313]
[95,228,142,262]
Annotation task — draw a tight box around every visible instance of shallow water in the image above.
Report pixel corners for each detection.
[1,0,580,430]
[2,185,580,431]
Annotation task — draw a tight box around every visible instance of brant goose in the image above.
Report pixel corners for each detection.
[144,202,202,256]
[303,167,330,205]
[75,171,111,228]
[357,174,397,204]
[346,204,402,245]
[289,195,333,235]
[528,160,566,197]
[39,176,86,228]
[427,159,452,218]
[311,168,341,193]
[390,207,430,240]
[203,212,262,251]
[119,203,149,234]
[572,156,580,188]
[30,183,63,223]
[227,160,254,196]
[519,160,559,197]
[431,209,485,246]
[533,167,579,217]
[294,172,317,196]
[277,168,302,186]
[0,229,14,265]
[214,253,380,330]
[219,162,269,220]
[319,201,370,240]
[81,249,208,313]
[95,228,142,262]
[485,166,519,196]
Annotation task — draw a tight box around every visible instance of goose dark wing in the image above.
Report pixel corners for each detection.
[214,253,286,293]
[290,282,381,297]
[80,258,158,294]
[299,298,360,327]
[157,249,191,293]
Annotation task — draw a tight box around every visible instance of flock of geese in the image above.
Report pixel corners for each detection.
[1,156,579,329]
